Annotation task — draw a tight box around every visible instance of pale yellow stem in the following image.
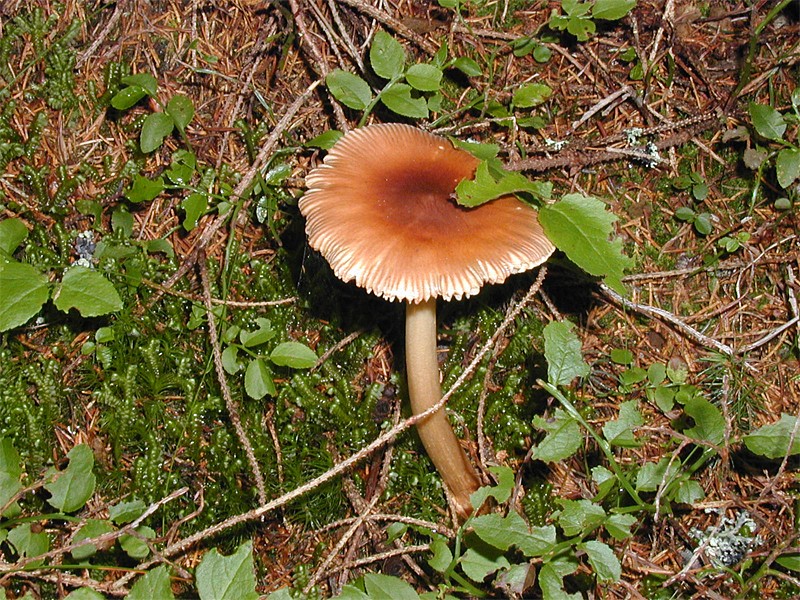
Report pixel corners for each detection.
[405,299,480,519]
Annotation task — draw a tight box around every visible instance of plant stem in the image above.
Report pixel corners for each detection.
[406,299,480,519]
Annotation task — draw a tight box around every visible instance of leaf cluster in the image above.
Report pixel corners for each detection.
[220,317,318,400]
[0,218,123,331]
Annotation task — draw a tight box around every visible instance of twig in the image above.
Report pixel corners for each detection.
[600,283,744,363]
[0,487,188,575]
[199,257,267,505]
[114,270,548,587]
[334,0,438,54]
[288,0,348,131]
[316,514,455,539]
[303,495,380,594]
[263,405,284,485]
[76,0,129,68]
[312,329,362,371]
[323,544,431,576]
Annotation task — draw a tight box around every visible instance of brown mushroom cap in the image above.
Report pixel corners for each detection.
[301,123,555,303]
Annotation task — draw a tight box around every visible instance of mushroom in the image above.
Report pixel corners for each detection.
[300,123,555,518]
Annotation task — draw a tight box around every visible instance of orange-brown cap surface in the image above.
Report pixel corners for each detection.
[300,123,555,303]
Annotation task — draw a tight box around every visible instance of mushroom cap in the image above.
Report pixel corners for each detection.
[300,123,555,303]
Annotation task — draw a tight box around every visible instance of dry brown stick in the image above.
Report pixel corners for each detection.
[509,111,723,172]
[316,513,455,539]
[312,329,362,371]
[600,283,747,366]
[114,273,547,588]
[302,496,379,595]
[288,0,349,131]
[324,544,432,576]
[303,493,380,594]
[146,79,321,309]
[10,571,129,598]
[199,257,267,506]
[0,487,188,576]
[76,0,129,68]
[335,0,438,55]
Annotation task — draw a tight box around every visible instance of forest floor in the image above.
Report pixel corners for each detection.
[0,0,799,598]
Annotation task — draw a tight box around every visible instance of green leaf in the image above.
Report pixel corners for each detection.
[471,511,529,552]
[455,160,552,208]
[270,341,318,369]
[512,83,552,108]
[326,70,373,110]
[580,540,621,581]
[71,519,115,560]
[539,556,580,600]
[196,541,259,600]
[405,63,443,91]
[592,0,636,20]
[8,523,49,566]
[165,149,196,184]
[450,139,500,161]
[182,193,208,231]
[110,85,148,110]
[635,457,677,492]
[605,513,637,540]
[683,396,724,445]
[166,94,194,130]
[128,565,175,600]
[538,193,632,293]
[776,148,800,188]
[239,318,276,347]
[111,206,134,236]
[125,174,164,203]
[244,358,277,399]
[52,266,123,317]
[674,479,705,503]
[305,130,343,149]
[140,112,175,153]
[222,345,242,375]
[776,554,800,572]
[460,544,510,582]
[534,45,553,63]
[427,538,453,572]
[469,465,514,510]
[119,525,156,559]
[567,15,596,41]
[109,499,146,525]
[556,499,606,537]
[363,573,420,599]
[749,102,786,141]
[0,218,28,256]
[370,31,406,79]
[380,82,428,118]
[543,320,590,386]
[0,438,22,513]
[693,212,713,235]
[121,73,158,97]
[610,348,634,365]
[453,56,481,76]
[602,400,643,447]
[743,414,800,459]
[532,408,582,462]
[44,444,96,512]
[0,260,49,332]
[517,525,558,557]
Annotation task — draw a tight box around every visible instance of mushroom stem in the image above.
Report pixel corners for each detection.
[405,299,481,519]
